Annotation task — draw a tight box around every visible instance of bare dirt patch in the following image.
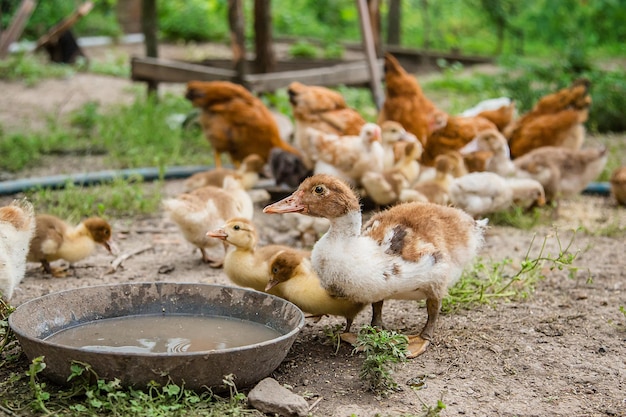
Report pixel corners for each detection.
[1,44,625,416]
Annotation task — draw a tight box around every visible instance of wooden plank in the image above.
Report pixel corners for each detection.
[0,0,37,59]
[131,56,383,93]
[35,1,93,51]
[246,59,383,92]
[131,56,236,83]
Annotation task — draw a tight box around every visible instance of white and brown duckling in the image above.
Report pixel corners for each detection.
[0,199,36,299]
[183,154,266,191]
[265,249,366,334]
[513,146,608,204]
[610,166,626,206]
[449,172,546,218]
[206,217,308,292]
[263,174,487,358]
[163,175,253,267]
[27,214,114,277]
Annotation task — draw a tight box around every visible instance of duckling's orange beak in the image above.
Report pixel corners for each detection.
[206,228,228,240]
[102,239,119,255]
[264,279,280,292]
[263,193,306,214]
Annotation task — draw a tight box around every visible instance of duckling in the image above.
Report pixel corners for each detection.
[513,146,608,203]
[163,175,253,267]
[264,174,487,358]
[206,217,307,292]
[0,199,35,299]
[400,153,456,205]
[449,172,546,218]
[459,129,516,176]
[393,141,423,186]
[183,154,265,191]
[265,249,366,333]
[27,214,114,277]
[380,120,418,169]
[610,166,626,206]
[361,169,410,207]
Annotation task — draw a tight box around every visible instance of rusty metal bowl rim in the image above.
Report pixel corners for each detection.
[9,281,306,357]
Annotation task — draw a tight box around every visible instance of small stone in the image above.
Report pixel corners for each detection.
[248,377,309,417]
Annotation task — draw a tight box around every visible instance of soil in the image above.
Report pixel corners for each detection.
[1,42,625,417]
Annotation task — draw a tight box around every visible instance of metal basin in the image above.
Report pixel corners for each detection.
[9,282,304,391]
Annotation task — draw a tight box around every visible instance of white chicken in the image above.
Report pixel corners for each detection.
[449,172,546,218]
[310,122,384,186]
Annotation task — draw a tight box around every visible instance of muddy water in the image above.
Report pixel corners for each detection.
[45,315,281,353]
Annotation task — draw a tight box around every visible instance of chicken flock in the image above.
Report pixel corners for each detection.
[1,53,622,360]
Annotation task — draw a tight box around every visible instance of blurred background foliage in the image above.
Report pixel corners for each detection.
[1,0,624,132]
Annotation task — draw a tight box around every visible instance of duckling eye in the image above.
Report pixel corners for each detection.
[233,225,240,230]
[272,267,279,274]
[314,185,324,195]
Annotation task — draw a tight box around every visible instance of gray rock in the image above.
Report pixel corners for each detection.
[248,377,309,417]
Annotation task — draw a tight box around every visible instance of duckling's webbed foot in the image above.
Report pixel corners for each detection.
[406,335,430,358]
[40,260,67,278]
[339,332,358,346]
[406,297,441,358]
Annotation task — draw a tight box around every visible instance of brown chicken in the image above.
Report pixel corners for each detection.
[421,115,497,166]
[287,81,366,169]
[473,101,516,133]
[610,166,626,206]
[185,80,301,168]
[377,52,448,145]
[505,79,592,159]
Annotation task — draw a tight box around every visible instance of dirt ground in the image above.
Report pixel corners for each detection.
[1,42,625,417]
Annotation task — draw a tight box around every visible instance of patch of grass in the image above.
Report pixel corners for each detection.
[7,357,262,416]
[1,93,211,173]
[578,220,626,238]
[487,206,550,230]
[25,176,164,222]
[443,230,583,313]
[95,93,211,169]
[0,52,75,86]
[0,298,17,362]
[353,325,408,396]
[322,324,344,355]
[288,41,319,59]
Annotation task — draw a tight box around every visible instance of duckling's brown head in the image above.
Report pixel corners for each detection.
[265,250,301,291]
[263,174,360,219]
[83,217,113,253]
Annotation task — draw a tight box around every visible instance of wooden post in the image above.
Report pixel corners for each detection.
[0,0,37,59]
[141,0,159,95]
[228,0,247,85]
[253,0,275,74]
[356,0,384,110]
[367,0,381,56]
[387,0,401,46]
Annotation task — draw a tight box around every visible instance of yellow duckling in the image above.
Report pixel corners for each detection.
[266,249,366,334]
[206,217,303,292]
[27,214,114,277]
